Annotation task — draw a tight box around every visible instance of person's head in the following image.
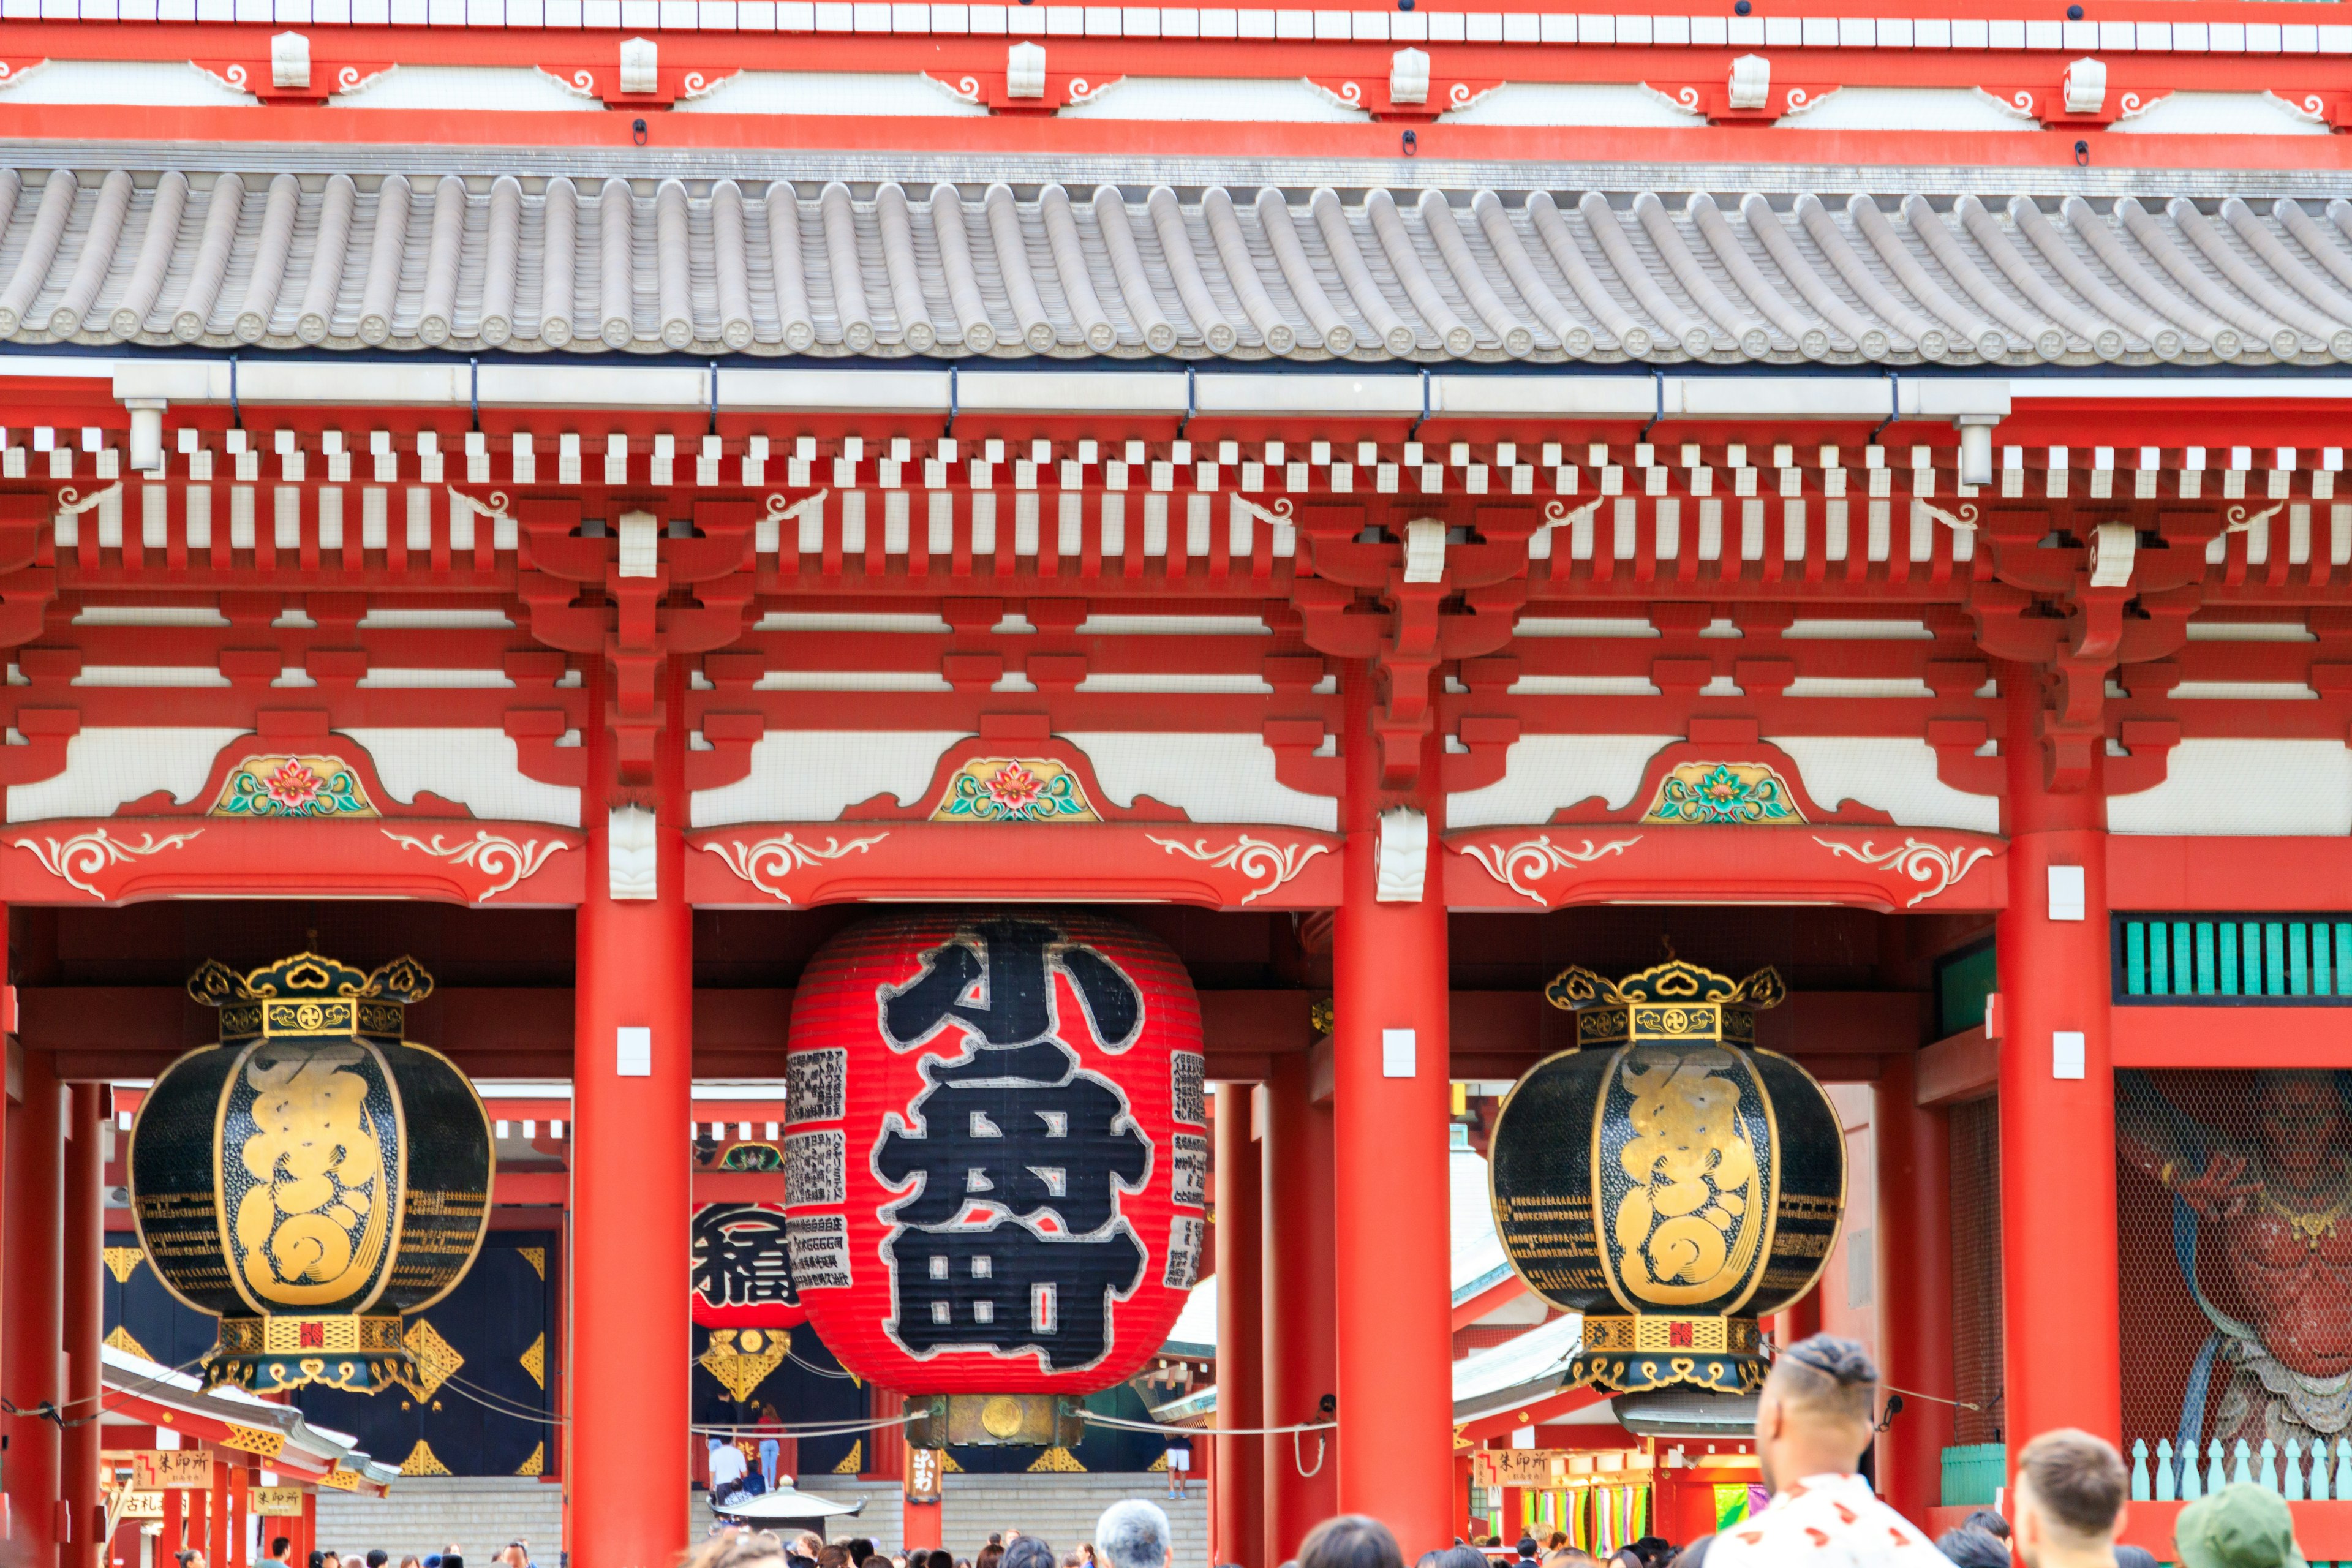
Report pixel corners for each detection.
[1608,1550,1642,1568]
[1298,1516,1406,1568]
[2013,1430,2128,1567]
[1754,1334,1879,1492]
[1964,1512,2013,1544]
[176,1553,206,1568]
[1937,1529,2013,1568]
[268,1540,292,1562]
[1544,1552,1600,1568]
[401,1559,423,1568]
[369,1552,389,1568]
[1438,1545,1487,1568]
[310,1555,327,1568]
[929,1553,952,1568]
[846,1542,875,1564]
[685,1531,792,1568]
[1099,1499,1177,1568]
[1518,1540,1542,1561]
[1062,1553,1088,1568]
[1003,1539,1055,1568]
[349,1557,369,1568]
[2114,1549,2158,1568]
[1629,1542,1670,1568]
[2174,1484,2307,1568]
[820,1547,851,1568]
[977,1545,1005,1568]
[1545,1538,1567,1554]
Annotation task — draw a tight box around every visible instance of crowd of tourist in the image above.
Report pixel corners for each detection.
[687,1334,2316,1568]
[190,1335,2312,1568]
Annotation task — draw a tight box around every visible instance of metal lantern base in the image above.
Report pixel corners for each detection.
[1567,1314,1766,1395]
[205,1313,413,1394]
[904,1393,1087,1449]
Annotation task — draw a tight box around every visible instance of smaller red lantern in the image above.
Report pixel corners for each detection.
[783,910,1206,1419]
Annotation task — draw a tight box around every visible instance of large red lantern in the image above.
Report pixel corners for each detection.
[783,911,1205,1421]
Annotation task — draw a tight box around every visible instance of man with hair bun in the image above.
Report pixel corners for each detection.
[2012,1430,2128,1568]
[1698,1334,1947,1567]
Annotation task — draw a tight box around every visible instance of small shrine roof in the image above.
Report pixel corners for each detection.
[6,146,2352,371]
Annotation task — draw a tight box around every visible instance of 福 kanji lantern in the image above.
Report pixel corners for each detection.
[129,953,494,1393]
[783,911,1206,1446]
[1488,959,1845,1397]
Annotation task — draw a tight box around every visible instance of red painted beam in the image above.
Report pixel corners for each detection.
[1451,1273,1529,1334]
[1915,1027,1997,1107]
[28,984,1311,1079]
[2113,1005,2352,1068]
[2110,837,2352,913]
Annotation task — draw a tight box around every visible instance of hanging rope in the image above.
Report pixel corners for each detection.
[693,1412,921,1438]
[1080,1411,1338,1438]
[1291,1430,1327,1479]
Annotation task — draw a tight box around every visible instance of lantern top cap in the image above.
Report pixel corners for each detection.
[1544,959,1785,1013]
[189,952,434,1042]
[1543,959,1785,1048]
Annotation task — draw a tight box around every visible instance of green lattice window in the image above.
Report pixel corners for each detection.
[2114,914,2352,1003]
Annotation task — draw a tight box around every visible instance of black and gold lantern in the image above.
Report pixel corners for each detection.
[1488,960,1845,1396]
[129,954,494,1393]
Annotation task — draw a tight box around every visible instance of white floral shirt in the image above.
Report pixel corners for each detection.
[1705,1474,1948,1568]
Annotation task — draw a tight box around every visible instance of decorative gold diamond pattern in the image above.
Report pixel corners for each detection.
[520,1332,546,1390]
[399,1441,452,1477]
[396,1319,465,1403]
[102,1247,145,1284]
[105,1324,154,1362]
[516,1442,545,1477]
[832,1441,861,1474]
[698,1329,788,1404]
[518,1246,546,1280]
[1028,1447,1085,1472]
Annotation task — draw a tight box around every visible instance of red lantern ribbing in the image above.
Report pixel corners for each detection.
[785,910,1206,1428]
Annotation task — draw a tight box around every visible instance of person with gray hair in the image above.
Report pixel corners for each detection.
[1097,1499,1174,1568]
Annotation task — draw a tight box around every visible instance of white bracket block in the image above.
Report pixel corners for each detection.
[619,36,660,94]
[1389,46,1430,104]
[617,507,660,578]
[2063,56,2107,116]
[609,804,658,900]
[1402,516,1447,582]
[2089,519,2136,587]
[1006,40,1047,98]
[1727,53,1770,110]
[1376,806,1428,902]
[271,31,311,90]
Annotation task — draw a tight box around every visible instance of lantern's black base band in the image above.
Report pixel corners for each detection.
[204,1352,417,1395]
[1566,1352,1767,1396]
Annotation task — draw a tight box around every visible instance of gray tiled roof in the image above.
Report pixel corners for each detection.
[4,156,2352,367]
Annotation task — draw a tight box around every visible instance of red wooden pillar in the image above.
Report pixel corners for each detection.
[207,1460,227,1568]
[1332,666,1453,1556]
[1995,669,2121,1457]
[6,1042,64,1564]
[301,1487,317,1565]
[1259,1058,1336,1567]
[1212,1084,1264,1568]
[162,1486,183,1555]
[63,1083,104,1568]
[1872,1051,1954,1524]
[570,658,694,1568]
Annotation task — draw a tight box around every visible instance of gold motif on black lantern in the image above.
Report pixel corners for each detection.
[1491,959,1845,1396]
[129,953,494,1394]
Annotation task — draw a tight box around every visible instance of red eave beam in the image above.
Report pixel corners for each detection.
[26,984,1314,1079]
[1452,1273,1529,1333]
[1456,1384,1610,1445]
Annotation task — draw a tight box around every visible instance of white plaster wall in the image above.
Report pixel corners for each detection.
[6,728,246,822]
[1770,736,2001,834]
[692,730,969,828]
[1445,734,1678,829]
[1062,731,1337,831]
[344,728,582,827]
[2108,739,2352,835]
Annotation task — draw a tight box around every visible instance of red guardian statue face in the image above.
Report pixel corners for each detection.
[782,911,1205,1393]
[2256,1071,2343,1187]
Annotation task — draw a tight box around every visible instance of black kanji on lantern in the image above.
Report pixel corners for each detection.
[872,916,1157,1372]
[692,1204,801,1311]
[876,1050,1150,1234]
[880,918,1144,1054]
[888,1222,1145,1370]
